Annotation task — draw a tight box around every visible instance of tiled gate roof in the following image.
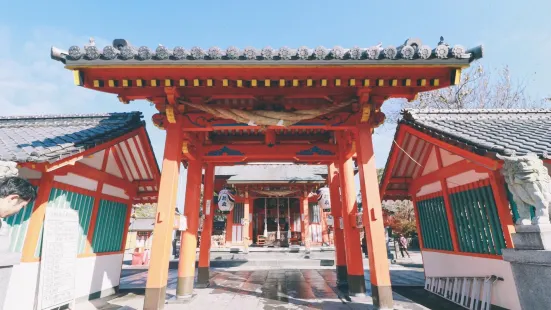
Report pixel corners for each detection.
[0,112,145,163]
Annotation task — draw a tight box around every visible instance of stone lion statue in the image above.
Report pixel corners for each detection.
[0,160,18,179]
[497,153,551,225]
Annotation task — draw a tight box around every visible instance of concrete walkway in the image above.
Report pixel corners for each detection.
[81,268,427,309]
[79,251,427,309]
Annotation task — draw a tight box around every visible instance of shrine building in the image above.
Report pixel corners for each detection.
[213,164,333,247]
[51,37,482,310]
[0,112,160,310]
[380,109,551,310]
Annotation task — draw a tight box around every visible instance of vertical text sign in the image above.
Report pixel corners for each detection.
[36,208,79,310]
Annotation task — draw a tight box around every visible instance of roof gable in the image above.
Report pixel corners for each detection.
[380,108,551,200]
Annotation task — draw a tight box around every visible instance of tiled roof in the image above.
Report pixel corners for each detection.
[401,109,551,157]
[128,218,155,231]
[216,164,327,183]
[51,37,483,65]
[0,112,146,163]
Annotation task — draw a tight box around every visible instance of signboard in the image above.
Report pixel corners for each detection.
[338,217,344,229]
[217,189,235,212]
[316,187,331,211]
[36,208,79,310]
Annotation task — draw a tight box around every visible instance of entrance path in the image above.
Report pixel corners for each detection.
[79,264,427,309]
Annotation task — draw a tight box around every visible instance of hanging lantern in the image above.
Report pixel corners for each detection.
[217,188,235,212]
[355,212,364,229]
[317,186,331,212]
[326,215,334,226]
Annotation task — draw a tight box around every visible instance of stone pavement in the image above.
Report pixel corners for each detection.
[79,250,427,309]
[80,264,427,309]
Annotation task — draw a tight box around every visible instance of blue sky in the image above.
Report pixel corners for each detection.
[1,0,550,208]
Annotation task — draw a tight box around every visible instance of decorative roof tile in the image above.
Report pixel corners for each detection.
[400,109,551,157]
[51,37,483,65]
[0,112,146,163]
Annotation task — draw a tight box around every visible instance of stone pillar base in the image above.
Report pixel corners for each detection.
[336,265,348,288]
[512,224,551,250]
[371,283,393,310]
[502,224,551,310]
[346,274,366,297]
[196,267,210,288]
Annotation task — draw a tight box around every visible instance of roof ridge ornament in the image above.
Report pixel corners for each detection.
[55,37,483,63]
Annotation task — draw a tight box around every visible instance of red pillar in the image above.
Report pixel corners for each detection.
[328,163,348,287]
[144,124,183,310]
[176,159,203,299]
[321,209,329,245]
[243,192,251,253]
[356,124,393,308]
[338,132,366,296]
[226,209,234,245]
[197,164,215,288]
[301,192,311,253]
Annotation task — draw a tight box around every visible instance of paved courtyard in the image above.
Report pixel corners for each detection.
[80,260,428,309]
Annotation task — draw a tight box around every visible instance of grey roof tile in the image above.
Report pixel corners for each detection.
[400,109,551,158]
[0,112,147,164]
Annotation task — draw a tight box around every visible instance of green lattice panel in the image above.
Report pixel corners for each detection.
[91,200,128,253]
[35,188,94,257]
[450,185,506,255]
[417,196,454,251]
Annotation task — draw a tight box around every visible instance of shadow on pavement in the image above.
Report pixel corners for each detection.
[392,286,465,310]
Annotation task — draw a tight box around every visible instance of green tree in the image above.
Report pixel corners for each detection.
[133,203,157,218]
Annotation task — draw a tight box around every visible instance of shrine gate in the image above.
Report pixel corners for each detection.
[51,37,482,309]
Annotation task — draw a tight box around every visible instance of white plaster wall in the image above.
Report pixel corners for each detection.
[79,150,105,170]
[3,254,123,310]
[74,254,124,298]
[53,173,98,191]
[421,147,438,176]
[105,151,123,178]
[3,262,40,310]
[446,170,489,189]
[102,184,130,199]
[422,251,521,310]
[416,181,441,197]
[439,148,463,167]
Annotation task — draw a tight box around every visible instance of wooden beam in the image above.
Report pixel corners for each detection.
[137,191,158,198]
[410,159,480,193]
[202,143,338,160]
[43,129,143,172]
[388,178,412,184]
[133,180,159,188]
[401,125,499,170]
[380,128,407,198]
[54,162,133,192]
